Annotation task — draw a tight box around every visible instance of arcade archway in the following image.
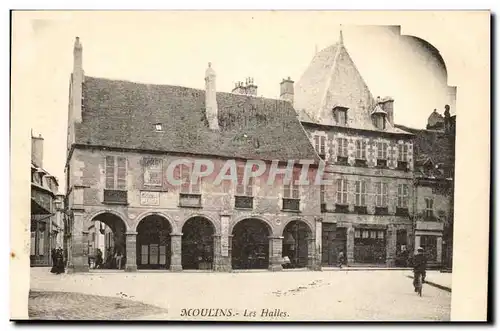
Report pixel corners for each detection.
[89,212,127,270]
[282,220,312,268]
[136,215,172,270]
[231,218,271,270]
[181,217,215,270]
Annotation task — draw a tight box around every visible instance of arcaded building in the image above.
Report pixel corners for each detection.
[292,33,416,267]
[64,37,324,273]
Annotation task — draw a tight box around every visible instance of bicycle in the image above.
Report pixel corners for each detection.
[415,273,423,297]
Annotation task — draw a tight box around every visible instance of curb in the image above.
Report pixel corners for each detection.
[406,275,452,292]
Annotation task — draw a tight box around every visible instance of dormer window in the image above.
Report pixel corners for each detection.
[371,105,387,130]
[333,106,349,126]
[154,123,163,131]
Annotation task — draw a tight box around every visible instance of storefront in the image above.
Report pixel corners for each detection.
[353,228,386,264]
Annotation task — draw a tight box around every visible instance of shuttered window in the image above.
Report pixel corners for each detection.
[105,156,127,190]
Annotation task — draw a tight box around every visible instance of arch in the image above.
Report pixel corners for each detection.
[133,211,177,233]
[180,213,219,235]
[281,217,314,236]
[85,209,130,231]
[229,215,274,236]
[231,217,273,270]
[85,210,128,270]
[282,219,313,269]
[136,214,173,270]
[181,216,217,270]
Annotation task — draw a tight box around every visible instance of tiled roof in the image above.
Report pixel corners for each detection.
[395,124,455,179]
[76,76,320,162]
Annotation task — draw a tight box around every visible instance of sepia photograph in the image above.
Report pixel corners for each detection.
[10,10,490,322]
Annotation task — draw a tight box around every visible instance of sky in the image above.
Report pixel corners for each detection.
[16,11,455,192]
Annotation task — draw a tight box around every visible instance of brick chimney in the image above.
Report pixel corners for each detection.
[31,133,44,168]
[205,62,219,130]
[231,77,257,96]
[280,77,294,105]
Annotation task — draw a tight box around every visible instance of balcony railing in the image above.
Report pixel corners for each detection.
[397,161,408,171]
[376,159,387,168]
[374,206,389,215]
[179,193,202,208]
[336,156,348,165]
[282,198,300,212]
[235,196,253,209]
[354,159,367,167]
[396,207,409,216]
[103,189,128,205]
[335,203,349,214]
[354,205,368,214]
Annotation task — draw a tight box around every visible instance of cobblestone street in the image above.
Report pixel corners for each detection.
[29,268,451,321]
[29,291,167,320]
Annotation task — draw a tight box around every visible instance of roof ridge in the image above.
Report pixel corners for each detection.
[84,75,288,103]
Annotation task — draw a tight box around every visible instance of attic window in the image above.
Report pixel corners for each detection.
[333,106,348,126]
[154,123,163,132]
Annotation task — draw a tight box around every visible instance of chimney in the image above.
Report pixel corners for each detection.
[31,133,44,168]
[280,77,294,105]
[72,37,84,123]
[245,77,258,96]
[379,96,394,126]
[204,62,219,130]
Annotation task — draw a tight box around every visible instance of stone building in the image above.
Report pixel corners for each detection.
[64,37,323,273]
[31,133,64,266]
[396,106,456,269]
[290,32,416,267]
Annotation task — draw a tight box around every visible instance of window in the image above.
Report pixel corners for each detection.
[370,230,377,239]
[105,156,127,190]
[283,168,300,199]
[420,235,438,262]
[143,158,162,186]
[180,163,201,194]
[397,184,409,208]
[336,109,347,125]
[377,142,388,160]
[375,182,388,206]
[375,114,386,130]
[154,123,163,131]
[355,180,367,206]
[236,165,253,197]
[355,229,361,238]
[398,144,409,162]
[320,184,325,204]
[336,178,348,205]
[425,197,434,217]
[337,138,348,157]
[314,135,326,157]
[362,230,369,239]
[355,140,366,159]
[377,231,385,239]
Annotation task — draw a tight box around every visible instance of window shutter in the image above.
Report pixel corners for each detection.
[236,166,245,196]
[383,183,388,206]
[180,164,190,194]
[361,181,366,206]
[292,168,300,199]
[105,156,115,189]
[116,157,127,190]
[320,136,326,154]
[314,135,319,152]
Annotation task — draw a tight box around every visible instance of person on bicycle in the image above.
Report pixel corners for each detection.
[412,247,427,292]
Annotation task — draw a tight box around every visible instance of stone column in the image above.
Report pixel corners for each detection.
[386,226,397,267]
[436,236,443,264]
[213,234,231,272]
[268,236,283,272]
[125,231,137,272]
[314,217,322,271]
[170,233,182,272]
[346,226,355,264]
[307,237,320,270]
[67,212,89,273]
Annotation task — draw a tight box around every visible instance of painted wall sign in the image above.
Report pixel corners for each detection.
[140,191,160,206]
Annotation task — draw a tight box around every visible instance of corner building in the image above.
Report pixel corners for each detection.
[292,34,415,267]
[64,38,323,272]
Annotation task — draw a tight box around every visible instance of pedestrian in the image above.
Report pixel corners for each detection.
[115,249,123,270]
[95,248,103,269]
[337,250,346,268]
[53,247,65,274]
